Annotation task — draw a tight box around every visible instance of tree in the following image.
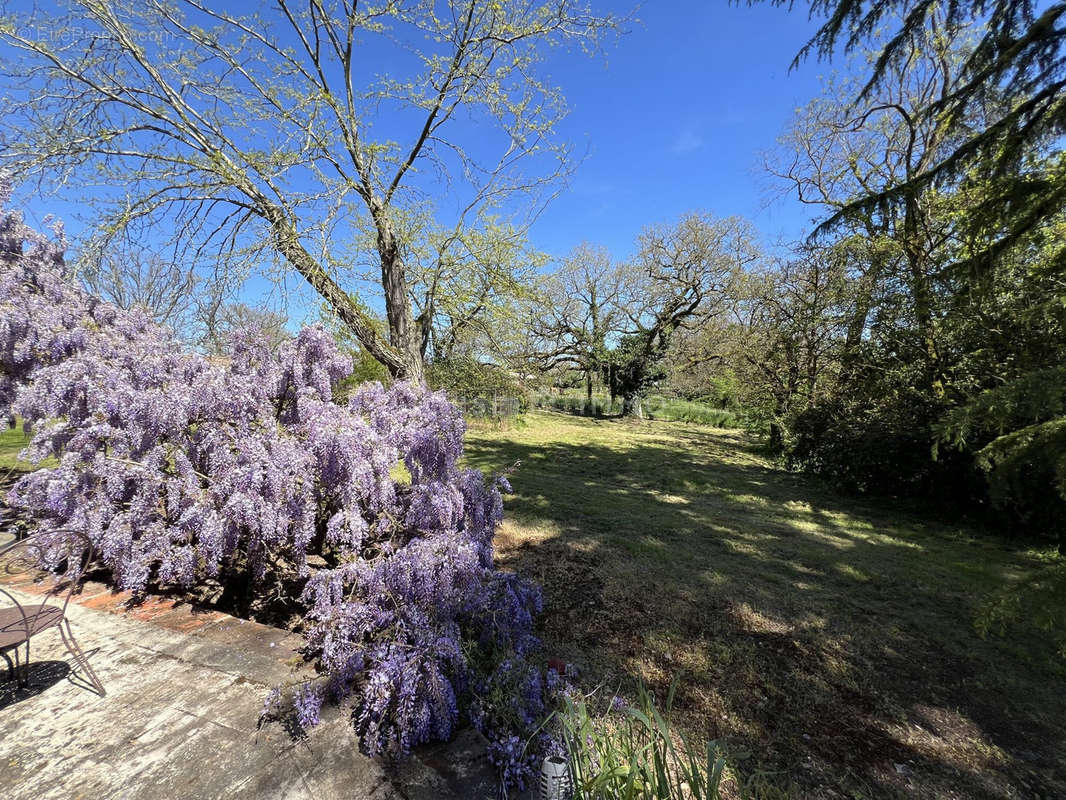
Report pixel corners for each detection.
[80,244,198,334]
[724,245,849,450]
[769,27,974,399]
[0,1,617,382]
[775,0,1066,273]
[405,214,544,364]
[199,301,291,356]
[934,204,1066,543]
[530,242,623,401]
[611,213,760,418]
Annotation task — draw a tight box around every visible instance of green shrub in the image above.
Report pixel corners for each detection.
[427,357,527,398]
[973,418,1066,543]
[976,557,1066,662]
[642,397,741,427]
[937,368,1066,545]
[535,392,741,427]
[427,357,529,420]
[786,392,978,497]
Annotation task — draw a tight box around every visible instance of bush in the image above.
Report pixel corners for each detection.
[642,397,741,427]
[786,390,980,502]
[976,558,1066,661]
[0,199,552,790]
[787,399,935,494]
[937,368,1066,545]
[428,357,527,397]
[534,392,742,427]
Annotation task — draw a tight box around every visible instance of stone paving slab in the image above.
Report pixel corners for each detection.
[0,584,400,800]
[0,579,501,800]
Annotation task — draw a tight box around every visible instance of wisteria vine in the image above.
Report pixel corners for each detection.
[0,193,555,790]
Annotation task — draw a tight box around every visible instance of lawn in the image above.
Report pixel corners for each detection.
[0,423,33,473]
[464,411,1066,799]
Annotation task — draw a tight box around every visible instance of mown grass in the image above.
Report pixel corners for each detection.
[463,410,1066,799]
[0,424,33,473]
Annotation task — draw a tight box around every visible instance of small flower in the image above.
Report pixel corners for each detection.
[293,682,323,729]
[260,686,282,722]
[545,667,561,691]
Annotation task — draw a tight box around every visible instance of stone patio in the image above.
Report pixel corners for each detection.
[0,575,500,800]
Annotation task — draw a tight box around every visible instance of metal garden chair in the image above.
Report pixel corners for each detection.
[0,529,106,696]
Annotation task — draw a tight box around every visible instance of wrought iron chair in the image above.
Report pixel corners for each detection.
[0,529,106,696]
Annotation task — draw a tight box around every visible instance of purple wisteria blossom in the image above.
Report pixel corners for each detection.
[0,193,553,789]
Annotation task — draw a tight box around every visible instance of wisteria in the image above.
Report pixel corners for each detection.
[0,195,554,789]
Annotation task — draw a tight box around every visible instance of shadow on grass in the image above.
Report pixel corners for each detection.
[464,415,1066,799]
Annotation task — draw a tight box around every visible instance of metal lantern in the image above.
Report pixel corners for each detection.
[538,755,573,800]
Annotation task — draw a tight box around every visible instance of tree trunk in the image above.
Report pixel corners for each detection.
[375,207,424,384]
[261,204,412,377]
[903,196,942,400]
[840,266,877,385]
[586,372,593,403]
[621,394,643,419]
[768,421,785,453]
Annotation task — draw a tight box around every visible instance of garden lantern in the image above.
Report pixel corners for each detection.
[537,755,572,800]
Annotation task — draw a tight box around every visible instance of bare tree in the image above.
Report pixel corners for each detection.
[80,244,197,333]
[199,300,291,357]
[530,242,623,400]
[0,1,618,382]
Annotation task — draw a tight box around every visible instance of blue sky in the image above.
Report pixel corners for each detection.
[527,1,830,261]
[8,1,838,323]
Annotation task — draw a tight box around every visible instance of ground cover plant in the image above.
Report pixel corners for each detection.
[464,410,1066,799]
[0,200,555,789]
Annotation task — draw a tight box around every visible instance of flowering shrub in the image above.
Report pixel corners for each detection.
[0,194,552,789]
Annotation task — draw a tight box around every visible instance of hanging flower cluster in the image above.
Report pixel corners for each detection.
[0,195,553,789]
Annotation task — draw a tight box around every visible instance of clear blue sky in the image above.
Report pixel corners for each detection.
[527,1,830,262]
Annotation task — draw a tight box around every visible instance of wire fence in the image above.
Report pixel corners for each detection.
[454,393,524,419]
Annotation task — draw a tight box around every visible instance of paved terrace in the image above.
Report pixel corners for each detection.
[0,571,499,800]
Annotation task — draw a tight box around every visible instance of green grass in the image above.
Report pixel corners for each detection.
[464,411,1066,799]
[0,424,34,472]
[641,396,742,427]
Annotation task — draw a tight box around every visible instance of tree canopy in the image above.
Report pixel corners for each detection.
[776,0,1066,273]
[0,0,618,381]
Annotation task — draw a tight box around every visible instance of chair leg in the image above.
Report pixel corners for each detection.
[58,619,106,697]
[11,642,29,688]
[1,651,13,681]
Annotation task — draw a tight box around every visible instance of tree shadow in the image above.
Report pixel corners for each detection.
[464,418,1066,799]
